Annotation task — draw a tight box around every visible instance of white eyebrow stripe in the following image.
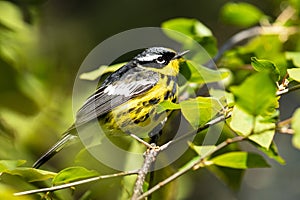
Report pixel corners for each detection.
[136,54,161,62]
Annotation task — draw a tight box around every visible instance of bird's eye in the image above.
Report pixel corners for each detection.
[156,57,166,64]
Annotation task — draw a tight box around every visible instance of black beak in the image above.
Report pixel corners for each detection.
[173,50,190,59]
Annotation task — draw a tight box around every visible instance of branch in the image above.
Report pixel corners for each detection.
[276,117,295,135]
[205,26,261,68]
[131,145,159,200]
[137,136,245,200]
[131,110,231,199]
[14,170,138,196]
[275,5,296,25]
[276,84,300,96]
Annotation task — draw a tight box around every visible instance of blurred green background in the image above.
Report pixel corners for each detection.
[1,0,300,199]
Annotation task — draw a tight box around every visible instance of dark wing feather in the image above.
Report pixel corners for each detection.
[75,66,159,127]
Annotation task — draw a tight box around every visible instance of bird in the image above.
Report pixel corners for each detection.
[32,47,188,169]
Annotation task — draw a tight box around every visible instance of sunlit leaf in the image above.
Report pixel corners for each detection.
[285,52,300,67]
[52,166,99,186]
[211,152,270,169]
[2,167,56,182]
[250,115,275,149]
[0,160,26,171]
[162,18,217,57]
[230,105,254,136]
[185,60,229,84]
[162,18,213,38]
[287,68,300,82]
[210,89,235,107]
[230,72,277,116]
[221,2,264,27]
[251,57,280,81]
[292,108,300,149]
[0,1,26,30]
[180,96,223,129]
[229,106,275,149]
[157,101,180,114]
[79,62,125,81]
[248,129,275,149]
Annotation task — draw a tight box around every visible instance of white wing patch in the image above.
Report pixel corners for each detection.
[103,79,155,97]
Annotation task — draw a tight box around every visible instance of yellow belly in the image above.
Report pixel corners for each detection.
[102,76,178,137]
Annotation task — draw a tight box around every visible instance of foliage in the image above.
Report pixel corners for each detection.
[1,0,300,199]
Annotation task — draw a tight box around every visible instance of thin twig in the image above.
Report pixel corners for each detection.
[131,110,231,199]
[137,136,245,200]
[276,84,300,96]
[14,170,138,196]
[128,133,153,148]
[160,111,232,152]
[277,117,292,127]
[277,128,295,135]
[131,146,159,200]
[275,6,296,25]
[205,26,261,68]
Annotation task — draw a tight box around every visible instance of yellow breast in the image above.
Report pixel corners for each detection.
[102,74,178,137]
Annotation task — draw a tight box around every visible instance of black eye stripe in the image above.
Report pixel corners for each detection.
[136,51,176,68]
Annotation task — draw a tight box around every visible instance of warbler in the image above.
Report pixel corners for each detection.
[33,47,188,168]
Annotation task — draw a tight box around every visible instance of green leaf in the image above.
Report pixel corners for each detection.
[292,108,300,149]
[230,72,277,116]
[79,62,125,81]
[2,167,56,182]
[0,160,26,171]
[180,96,223,129]
[52,166,99,186]
[220,2,264,27]
[251,57,280,81]
[189,143,217,157]
[211,152,270,169]
[229,106,275,149]
[157,101,180,114]
[286,52,300,67]
[162,18,213,38]
[287,68,300,82]
[230,106,254,136]
[209,89,235,107]
[254,141,285,164]
[248,126,275,149]
[0,1,27,31]
[162,18,217,57]
[185,60,229,84]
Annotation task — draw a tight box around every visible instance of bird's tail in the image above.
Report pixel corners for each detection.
[32,132,77,168]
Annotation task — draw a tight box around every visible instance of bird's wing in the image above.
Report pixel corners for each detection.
[75,66,159,127]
